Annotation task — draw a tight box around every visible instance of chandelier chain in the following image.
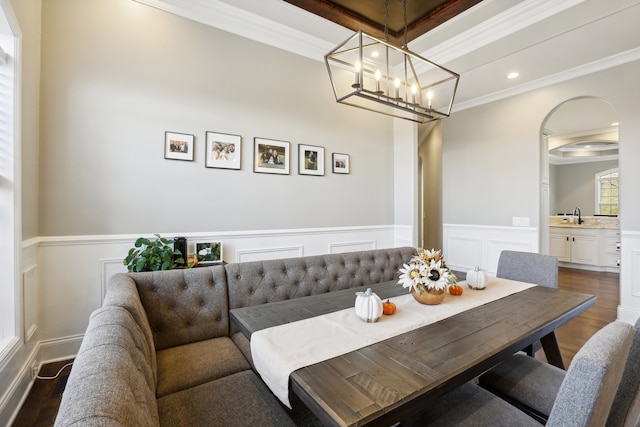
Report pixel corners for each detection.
[384,0,389,41]
[403,0,408,47]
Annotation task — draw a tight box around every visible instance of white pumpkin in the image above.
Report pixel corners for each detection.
[466,266,488,290]
[355,288,383,323]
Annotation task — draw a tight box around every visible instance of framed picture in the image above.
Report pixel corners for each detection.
[332,153,350,174]
[165,131,194,161]
[298,144,324,176]
[253,138,290,175]
[205,132,241,169]
[195,242,223,265]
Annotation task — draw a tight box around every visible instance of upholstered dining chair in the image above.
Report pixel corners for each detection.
[477,317,640,427]
[496,250,559,356]
[400,320,634,427]
[496,250,558,289]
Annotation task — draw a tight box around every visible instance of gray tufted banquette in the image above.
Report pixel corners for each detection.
[55,246,417,427]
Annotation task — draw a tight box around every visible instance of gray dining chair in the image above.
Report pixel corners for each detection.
[496,250,558,289]
[477,317,640,426]
[496,250,558,357]
[400,320,634,427]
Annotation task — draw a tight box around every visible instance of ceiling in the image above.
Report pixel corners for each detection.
[135,0,640,162]
[281,0,483,46]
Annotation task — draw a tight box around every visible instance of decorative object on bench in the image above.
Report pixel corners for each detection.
[466,265,488,290]
[355,288,383,323]
[398,248,457,305]
[123,234,186,272]
[195,241,222,265]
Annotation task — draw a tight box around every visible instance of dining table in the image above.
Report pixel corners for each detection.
[230,278,595,427]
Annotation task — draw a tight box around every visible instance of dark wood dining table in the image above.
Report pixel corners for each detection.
[230,280,595,427]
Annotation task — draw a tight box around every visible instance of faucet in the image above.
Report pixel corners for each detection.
[573,207,582,224]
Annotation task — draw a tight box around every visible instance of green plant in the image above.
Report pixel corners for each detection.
[123,234,185,272]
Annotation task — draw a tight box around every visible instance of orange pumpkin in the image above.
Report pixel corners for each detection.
[187,256,199,268]
[382,300,397,315]
[449,284,464,296]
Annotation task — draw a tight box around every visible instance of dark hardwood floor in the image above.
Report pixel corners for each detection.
[10,267,620,427]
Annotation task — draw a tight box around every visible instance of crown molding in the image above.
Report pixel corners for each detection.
[416,0,585,64]
[453,47,640,112]
[133,0,334,61]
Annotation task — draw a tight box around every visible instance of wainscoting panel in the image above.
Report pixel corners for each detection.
[617,231,640,324]
[443,224,538,275]
[101,258,128,303]
[21,265,38,344]
[328,240,376,253]
[236,246,305,263]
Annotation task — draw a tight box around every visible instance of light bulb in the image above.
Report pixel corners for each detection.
[375,69,381,81]
[353,61,361,88]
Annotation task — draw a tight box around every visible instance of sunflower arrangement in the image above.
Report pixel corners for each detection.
[398,249,457,293]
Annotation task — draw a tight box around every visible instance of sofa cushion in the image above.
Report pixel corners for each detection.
[226,247,417,309]
[156,336,251,397]
[104,273,158,387]
[55,306,159,427]
[132,265,230,350]
[157,370,296,427]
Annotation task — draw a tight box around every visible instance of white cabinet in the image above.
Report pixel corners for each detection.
[550,233,571,262]
[600,229,621,268]
[549,228,599,265]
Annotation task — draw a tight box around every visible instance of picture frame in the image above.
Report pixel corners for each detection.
[253,138,290,175]
[195,242,223,265]
[332,153,350,174]
[298,144,325,176]
[205,131,242,169]
[165,131,194,161]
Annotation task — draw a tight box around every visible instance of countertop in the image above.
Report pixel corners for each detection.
[549,223,619,230]
[549,216,619,230]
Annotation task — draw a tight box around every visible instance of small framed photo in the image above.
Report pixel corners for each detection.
[165,131,194,161]
[332,153,350,174]
[205,132,241,169]
[195,242,223,265]
[298,144,324,176]
[254,138,290,175]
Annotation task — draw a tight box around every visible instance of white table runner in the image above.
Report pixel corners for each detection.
[250,278,536,407]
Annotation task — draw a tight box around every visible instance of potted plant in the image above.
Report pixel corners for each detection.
[123,234,185,272]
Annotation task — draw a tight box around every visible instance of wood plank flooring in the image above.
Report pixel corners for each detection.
[10,267,620,426]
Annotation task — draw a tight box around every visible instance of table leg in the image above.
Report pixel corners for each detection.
[540,331,565,369]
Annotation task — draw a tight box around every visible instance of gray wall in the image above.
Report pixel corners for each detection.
[418,122,442,249]
[442,60,640,232]
[37,0,395,236]
[553,160,618,216]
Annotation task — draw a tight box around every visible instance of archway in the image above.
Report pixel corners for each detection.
[539,97,619,273]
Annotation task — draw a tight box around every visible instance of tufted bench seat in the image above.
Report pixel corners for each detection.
[55,246,417,426]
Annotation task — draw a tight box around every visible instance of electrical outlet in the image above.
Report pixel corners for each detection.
[31,361,39,380]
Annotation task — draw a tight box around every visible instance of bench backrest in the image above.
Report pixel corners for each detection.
[226,247,416,309]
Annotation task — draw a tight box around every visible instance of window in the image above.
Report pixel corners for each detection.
[596,168,619,215]
[0,3,18,352]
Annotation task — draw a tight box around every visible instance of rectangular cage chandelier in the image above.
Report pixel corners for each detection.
[325,31,459,124]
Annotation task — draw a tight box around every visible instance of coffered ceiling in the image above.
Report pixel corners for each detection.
[282,0,482,45]
[135,0,640,133]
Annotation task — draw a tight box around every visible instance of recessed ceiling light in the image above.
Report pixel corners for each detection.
[507,72,519,79]
[611,122,619,126]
